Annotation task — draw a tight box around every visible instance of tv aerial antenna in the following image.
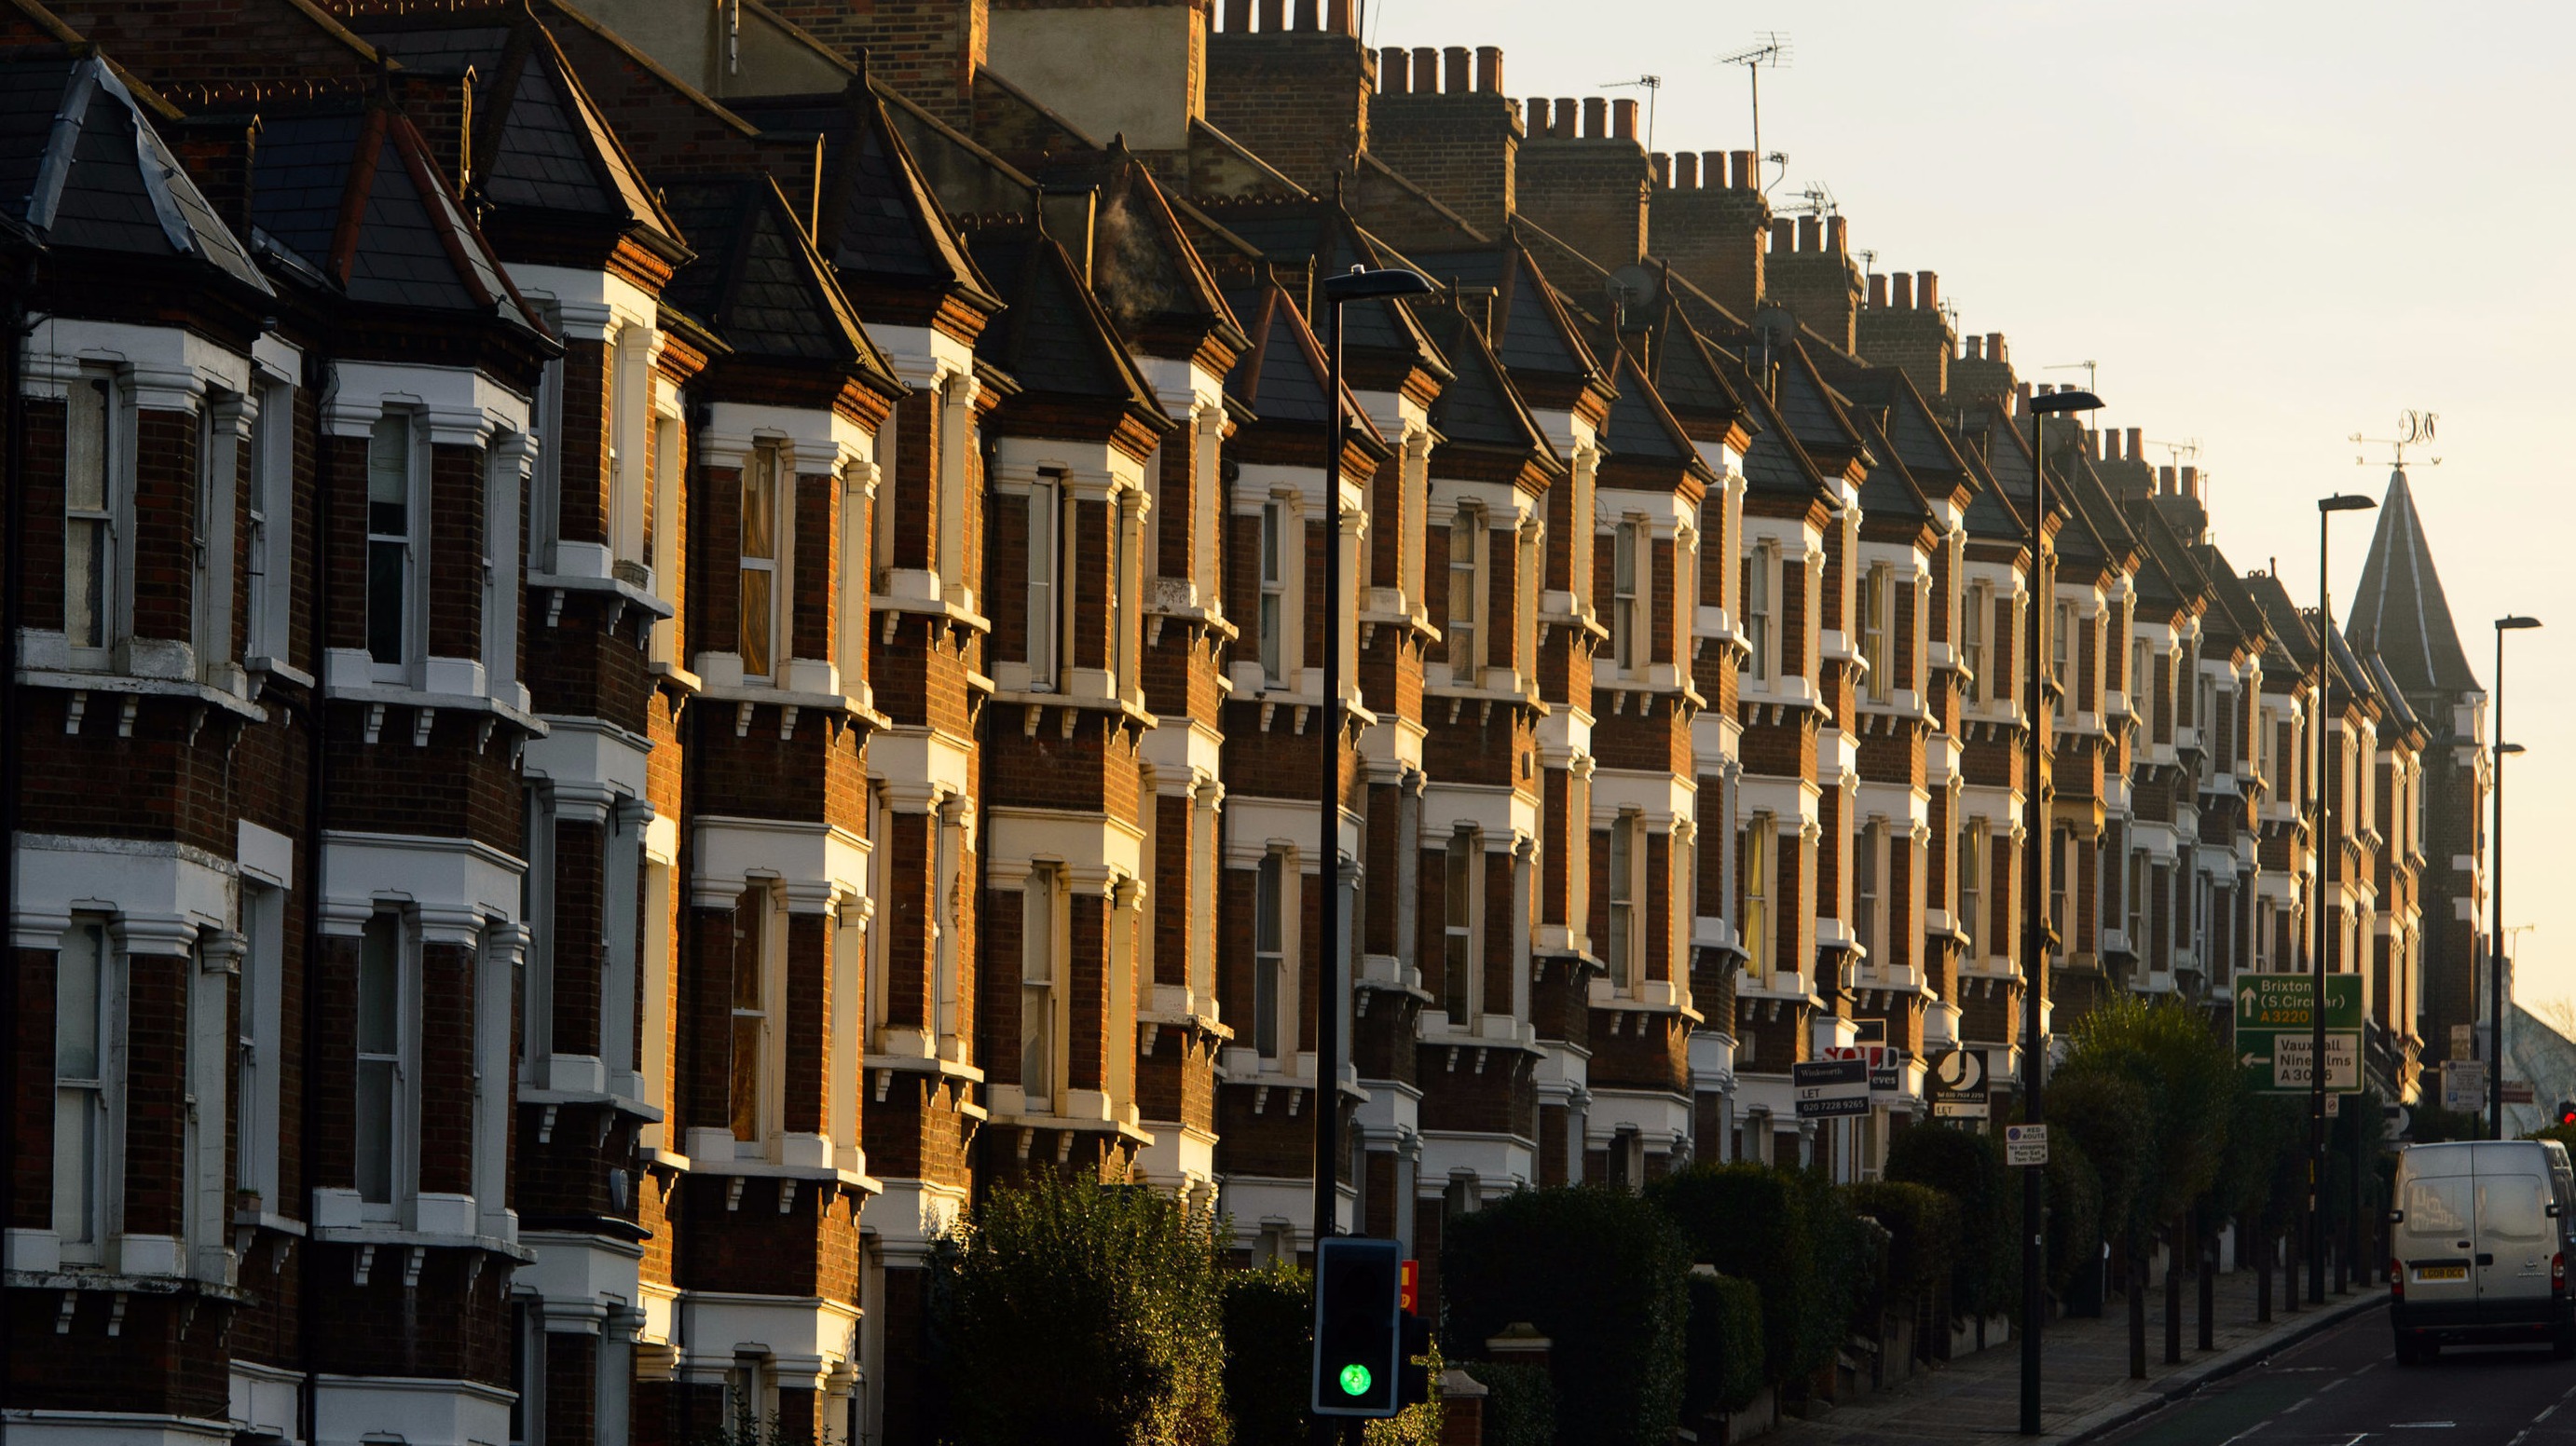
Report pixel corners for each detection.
[1600,75,1663,151]
[1781,183,1837,218]
[1718,33,1790,193]
[2350,410,2440,471]
[2044,360,2098,395]
[2146,437,2201,467]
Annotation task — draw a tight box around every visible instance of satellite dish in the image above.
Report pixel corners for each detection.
[1606,264,1660,313]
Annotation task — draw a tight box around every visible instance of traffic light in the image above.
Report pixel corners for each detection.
[2556,1099,2576,1128]
[1396,1309,1434,1409]
[1311,1236,1403,1418]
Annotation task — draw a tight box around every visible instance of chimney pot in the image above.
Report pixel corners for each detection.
[2126,427,2143,462]
[1796,214,1821,252]
[1674,152,1698,188]
[2015,381,2034,416]
[2181,465,2198,498]
[1259,0,1284,31]
[1583,96,1608,138]
[1985,332,2006,363]
[1553,97,1577,137]
[1770,218,1794,253]
[1327,0,1351,34]
[1475,45,1502,94]
[1223,0,1251,31]
[1444,46,1470,95]
[1730,149,1753,188]
[1915,271,1938,311]
[1292,0,1318,30]
[1825,214,1847,254]
[1891,272,1912,310]
[1868,274,1887,309]
[2103,430,2120,461]
[2158,465,2176,494]
[2039,383,2056,395]
[1612,97,1637,140]
[1651,152,1671,187]
[1524,97,1547,130]
[1964,335,1983,361]
[1379,48,1408,94]
[1410,48,1437,92]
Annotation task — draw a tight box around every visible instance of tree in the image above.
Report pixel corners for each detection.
[1884,1125,2019,1326]
[1442,1186,1690,1446]
[936,1176,1230,1446]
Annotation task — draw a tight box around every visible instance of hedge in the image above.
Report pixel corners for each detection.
[1460,1360,1557,1446]
[1442,1186,1690,1446]
[1222,1262,1311,1446]
[2042,1130,2103,1298]
[1680,1270,1766,1419]
[1884,1125,2018,1321]
[1847,1180,1958,1314]
[1647,1165,1812,1387]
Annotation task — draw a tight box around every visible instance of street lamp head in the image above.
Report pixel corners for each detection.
[2499,743,2528,756]
[2317,494,2377,513]
[2026,389,2103,416]
[2499,615,2543,632]
[1321,265,1435,305]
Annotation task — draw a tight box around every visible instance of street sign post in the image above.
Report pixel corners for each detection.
[1928,1045,1989,1118]
[2443,1061,2487,1113]
[2233,973,2362,1094]
[2005,1123,2048,1166]
[1792,1058,1870,1119]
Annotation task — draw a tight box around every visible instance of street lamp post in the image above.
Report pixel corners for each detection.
[2020,387,2101,1436]
[1311,258,1432,1258]
[2309,492,2375,1303]
[2490,616,2541,1139]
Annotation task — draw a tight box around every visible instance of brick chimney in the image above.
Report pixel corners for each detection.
[1890,272,1912,310]
[1611,97,1637,140]
[1651,146,1769,313]
[1368,40,1521,235]
[1765,211,1863,352]
[1206,1,1376,190]
[1856,258,1953,398]
[765,0,990,129]
[1378,46,1408,93]
[1867,273,1887,309]
[1513,87,1651,268]
[1673,152,1697,188]
[1730,150,1753,188]
[1650,152,1670,187]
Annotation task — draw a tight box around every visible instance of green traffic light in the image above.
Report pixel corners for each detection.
[1338,1363,1373,1397]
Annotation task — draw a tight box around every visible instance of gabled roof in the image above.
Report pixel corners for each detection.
[1419,299,1557,467]
[250,96,538,332]
[1178,197,1443,382]
[2241,571,2320,676]
[1024,141,1248,362]
[2345,467,2480,701]
[968,223,1161,419]
[1597,345,1706,479]
[1408,231,1604,394]
[1770,338,1867,465]
[1646,307,1751,437]
[658,172,894,385]
[362,14,684,262]
[1852,413,1933,528]
[1218,274,1385,452]
[0,48,268,293]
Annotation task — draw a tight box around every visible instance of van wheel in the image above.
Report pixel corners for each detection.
[2395,1334,2422,1367]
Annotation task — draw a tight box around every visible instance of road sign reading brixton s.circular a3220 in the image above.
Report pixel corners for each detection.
[2233,972,2361,1094]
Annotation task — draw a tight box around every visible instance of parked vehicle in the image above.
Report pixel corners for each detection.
[2389,1139,2576,1364]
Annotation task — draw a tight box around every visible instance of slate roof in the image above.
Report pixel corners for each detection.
[968,224,1160,415]
[1645,310,1750,432]
[1181,198,1439,377]
[2345,468,2480,701]
[249,99,537,332]
[659,173,895,386]
[1023,143,1248,359]
[1597,345,1704,475]
[1408,234,1602,389]
[1219,276,1383,447]
[363,18,682,258]
[1419,300,1557,465]
[0,49,267,293]
[1853,413,1932,525]
[1770,340,1866,463]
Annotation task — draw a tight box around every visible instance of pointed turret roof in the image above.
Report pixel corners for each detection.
[2345,468,2479,701]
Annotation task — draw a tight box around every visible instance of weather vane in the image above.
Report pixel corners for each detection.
[2350,410,2440,470]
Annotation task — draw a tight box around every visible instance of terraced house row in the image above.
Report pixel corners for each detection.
[0,0,2498,1441]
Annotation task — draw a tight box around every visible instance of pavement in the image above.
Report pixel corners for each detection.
[1760,1263,2387,1446]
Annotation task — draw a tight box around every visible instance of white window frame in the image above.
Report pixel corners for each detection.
[1962,581,1988,703]
[354,907,416,1221]
[1607,813,1642,991]
[63,370,125,668]
[2050,601,2073,697]
[1259,497,1290,687]
[244,377,295,667]
[1612,519,1643,673]
[1021,863,1064,1113]
[236,884,285,1208]
[1856,820,1882,961]
[518,784,555,1088]
[933,803,962,1049]
[608,324,653,586]
[1254,849,1290,1060]
[193,396,240,683]
[738,443,787,684]
[1517,519,1541,688]
[1448,503,1484,684]
[1445,829,1482,1024]
[1028,471,1062,690]
[1742,817,1771,983]
[1957,826,1983,961]
[364,411,426,682]
[484,435,523,698]
[1744,542,1774,683]
[53,918,117,1264]
[1860,564,1889,703]
[1115,489,1140,701]
[836,459,869,690]
[730,883,777,1148]
[604,802,643,1083]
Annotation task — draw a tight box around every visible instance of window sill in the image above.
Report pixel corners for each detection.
[246,654,315,693]
[517,1085,666,1125]
[231,1208,307,1237]
[529,567,676,623]
[870,590,990,634]
[309,1223,536,1262]
[691,675,890,731]
[21,668,270,724]
[4,1268,254,1301]
[322,679,549,740]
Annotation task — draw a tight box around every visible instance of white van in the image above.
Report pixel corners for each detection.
[2389,1139,2576,1363]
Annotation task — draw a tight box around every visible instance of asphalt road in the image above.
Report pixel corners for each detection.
[2099,1306,2576,1446]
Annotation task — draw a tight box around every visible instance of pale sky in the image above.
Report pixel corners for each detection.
[1373,0,2576,1007]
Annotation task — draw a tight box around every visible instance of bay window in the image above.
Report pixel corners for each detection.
[1259,498,1287,686]
[1742,819,1771,983]
[1612,520,1641,672]
[1962,582,1988,702]
[1027,471,1062,689]
[730,886,772,1144]
[245,379,294,664]
[1607,814,1640,990]
[54,920,112,1262]
[1254,850,1287,1059]
[1021,864,1062,1112]
[1957,828,1982,961]
[739,444,782,681]
[355,908,410,1214]
[1856,822,1882,960]
[1445,829,1481,1023]
[1743,544,1773,682]
[1860,564,1888,702]
[1448,504,1483,683]
[365,413,418,674]
[64,373,117,663]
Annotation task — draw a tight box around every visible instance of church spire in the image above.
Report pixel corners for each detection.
[2344,467,2480,704]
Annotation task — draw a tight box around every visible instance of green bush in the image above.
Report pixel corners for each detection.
[2060,997,2235,1234]
[1442,1186,1690,1446]
[2045,1067,2158,1262]
[1884,1125,2018,1321]
[935,1176,1229,1446]
[1795,1168,1883,1370]
[1848,1180,1958,1311]
[1222,1262,1310,1446]
[1460,1360,1557,1446]
[2042,1130,2103,1298]
[1648,1164,1809,1387]
[1681,1271,1766,1419]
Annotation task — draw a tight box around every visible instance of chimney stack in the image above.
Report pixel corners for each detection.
[1796,214,1821,252]
[1329,0,1353,33]
[1412,47,1437,91]
[1770,217,1794,252]
[1552,97,1576,137]
[2103,430,2120,462]
[2126,427,2143,461]
[1443,46,1469,94]
[1583,96,1607,138]
[1524,97,1547,130]
[1826,214,1846,254]
[1985,332,2006,363]
[1730,150,1753,187]
[1965,335,1983,361]
[2158,465,2176,494]
[1868,274,1887,309]
[1475,46,1502,93]
[1379,47,1408,93]
[1651,152,1671,187]
[1611,97,1637,140]
[1673,152,1698,188]
[2015,381,2034,416]
[1916,271,1938,311]
[1891,272,1912,310]
[2180,465,2198,498]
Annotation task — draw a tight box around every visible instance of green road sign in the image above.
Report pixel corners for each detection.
[2233,972,2362,1093]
